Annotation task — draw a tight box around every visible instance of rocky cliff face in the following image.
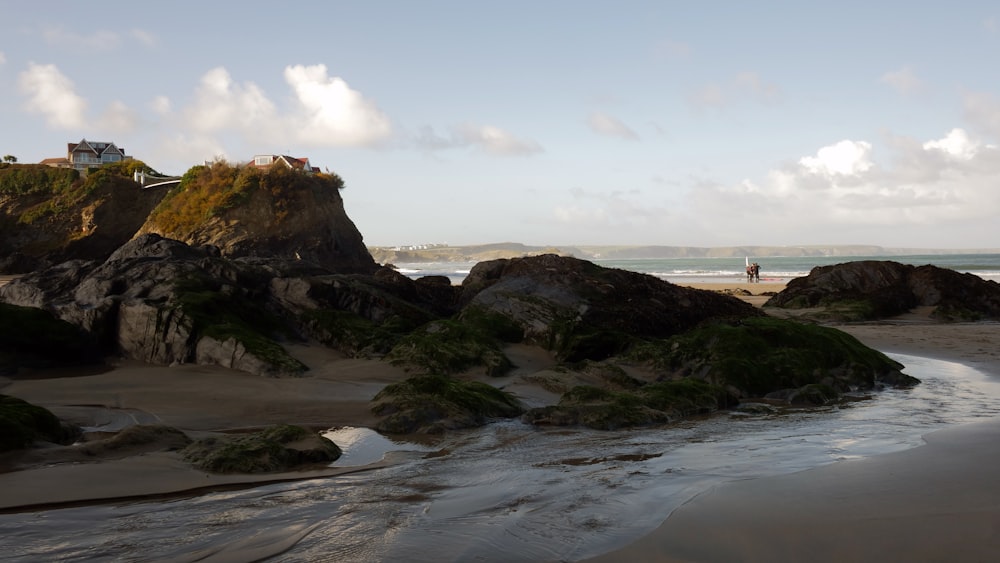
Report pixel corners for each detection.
[0,165,166,273]
[1,162,377,275]
[136,163,377,275]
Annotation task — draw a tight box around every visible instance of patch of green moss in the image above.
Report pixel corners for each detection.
[172,275,306,373]
[386,319,512,376]
[629,317,908,396]
[0,395,69,451]
[523,378,730,430]
[300,308,423,357]
[182,424,341,473]
[0,303,100,372]
[371,373,524,433]
[458,306,525,342]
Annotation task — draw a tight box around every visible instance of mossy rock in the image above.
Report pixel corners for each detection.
[173,275,306,374]
[80,425,191,456]
[371,373,525,434]
[628,317,916,397]
[181,424,341,473]
[0,395,76,452]
[386,319,513,376]
[300,309,414,357]
[522,378,733,430]
[0,303,101,374]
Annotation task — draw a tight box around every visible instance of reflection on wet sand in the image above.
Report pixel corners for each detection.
[2,354,998,561]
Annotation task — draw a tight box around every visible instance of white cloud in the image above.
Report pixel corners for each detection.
[923,128,977,159]
[734,71,779,102]
[98,100,139,133]
[283,64,392,147]
[880,66,921,95]
[17,63,88,129]
[183,67,278,137]
[688,130,1000,241]
[689,71,779,110]
[150,95,171,115]
[41,25,123,50]
[553,187,667,231]
[962,91,1000,139]
[588,112,639,140]
[129,29,157,47]
[0,52,6,65]
[452,123,543,156]
[799,140,874,176]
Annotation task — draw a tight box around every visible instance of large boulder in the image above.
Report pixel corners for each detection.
[459,254,763,361]
[0,234,309,376]
[766,260,1000,321]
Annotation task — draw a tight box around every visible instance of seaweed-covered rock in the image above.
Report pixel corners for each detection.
[460,254,762,362]
[765,260,1000,321]
[385,319,513,376]
[630,317,917,401]
[522,378,733,430]
[0,302,101,375]
[182,424,341,473]
[371,373,525,434]
[0,395,78,451]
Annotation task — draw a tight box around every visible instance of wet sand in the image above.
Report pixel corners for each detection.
[3,281,1000,562]
[588,282,1000,563]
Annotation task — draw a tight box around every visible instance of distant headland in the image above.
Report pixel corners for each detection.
[368,242,1000,264]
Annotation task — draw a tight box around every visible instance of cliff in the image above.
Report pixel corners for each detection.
[0,162,166,273]
[0,161,377,275]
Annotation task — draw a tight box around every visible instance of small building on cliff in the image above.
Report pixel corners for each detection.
[248,154,316,174]
[40,139,131,172]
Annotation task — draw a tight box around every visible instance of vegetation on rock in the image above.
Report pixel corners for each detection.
[0,394,78,452]
[0,302,101,374]
[182,424,341,473]
[523,378,733,430]
[173,274,307,375]
[628,317,916,399]
[385,319,514,376]
[371,373,525,434]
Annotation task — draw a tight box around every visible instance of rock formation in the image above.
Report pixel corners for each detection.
[765,260,1000,321]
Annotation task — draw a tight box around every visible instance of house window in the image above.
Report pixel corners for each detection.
[255,156,273,166]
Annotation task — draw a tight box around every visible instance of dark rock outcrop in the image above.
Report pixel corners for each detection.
[181,424,341,473]
[459,254,764,362]
[765,260,1000,321]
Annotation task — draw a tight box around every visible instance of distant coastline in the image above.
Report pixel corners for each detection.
[369,243,1000,264]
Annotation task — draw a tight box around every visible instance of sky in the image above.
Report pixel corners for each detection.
[2,1,1000,250]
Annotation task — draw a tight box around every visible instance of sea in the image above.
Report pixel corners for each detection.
[392,253,1000,286]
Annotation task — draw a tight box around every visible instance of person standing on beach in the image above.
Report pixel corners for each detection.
[752,262,760,283]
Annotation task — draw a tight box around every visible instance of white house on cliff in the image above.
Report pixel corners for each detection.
[40,139,131,172]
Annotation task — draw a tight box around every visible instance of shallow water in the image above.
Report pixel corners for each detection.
[2,353,1000,562]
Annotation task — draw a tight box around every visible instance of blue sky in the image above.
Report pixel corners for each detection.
[2,1,999,249]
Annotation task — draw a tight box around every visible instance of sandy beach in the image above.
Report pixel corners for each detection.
[3,280,1000,561]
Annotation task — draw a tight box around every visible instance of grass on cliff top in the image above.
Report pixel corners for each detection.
[1,161,156,225]
[147,160,346,238]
